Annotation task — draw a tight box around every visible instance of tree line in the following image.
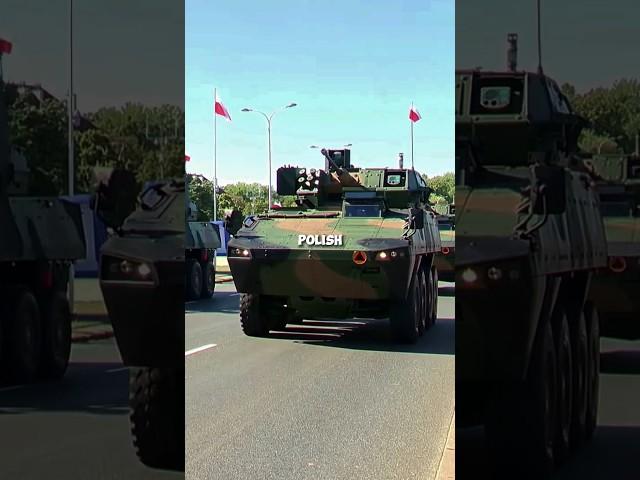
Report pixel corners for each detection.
[5,85,183,196]
[562,78,640,155]
[187,172,455,222]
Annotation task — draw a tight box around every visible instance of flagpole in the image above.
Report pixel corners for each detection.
[213,88,218,221]
[410,103,415,170]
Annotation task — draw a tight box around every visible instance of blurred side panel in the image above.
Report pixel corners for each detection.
[0,1,185,477]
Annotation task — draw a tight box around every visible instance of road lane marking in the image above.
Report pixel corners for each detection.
[106,367,129,373]
[185,344,217,356]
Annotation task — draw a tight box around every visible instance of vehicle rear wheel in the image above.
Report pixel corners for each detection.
[200,261,215,299]
[2,288,42,383]
[130,367,184,470]
[569,309,588,448]
[486,320,556,478]
[584,302,600,439]
[417,269,427,336]
[430,267,438,327]
[39,291,72,379]
[553,311,573,463]
[185,259,202,301]
[240,293,270,337]
[390,272,419,344]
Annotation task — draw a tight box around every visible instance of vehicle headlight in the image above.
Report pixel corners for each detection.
[228,247,252,258]
[101,256,155,283]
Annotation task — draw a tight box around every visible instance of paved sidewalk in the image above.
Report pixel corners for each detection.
[71,277,112,342]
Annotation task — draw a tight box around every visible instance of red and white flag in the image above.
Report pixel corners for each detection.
[0,39,13,55]
[409,104,421,123]
[215,93,232,122]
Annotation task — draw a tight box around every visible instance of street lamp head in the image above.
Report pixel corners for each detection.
[286,103,297,108]
[310,145,319,149]
[241,108,252,112]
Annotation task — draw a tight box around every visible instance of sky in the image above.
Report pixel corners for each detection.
[0,0,183,111]
[186,0,455,186]
[456,0,640,92]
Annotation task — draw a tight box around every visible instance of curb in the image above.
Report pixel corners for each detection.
[215,276,234,284]
[436,411,455,480]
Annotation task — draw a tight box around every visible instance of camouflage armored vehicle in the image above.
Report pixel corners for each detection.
[586,154,640,340]
[185,175,221,300]
[0,48,85,384]
[228,147,441,344]
[94,171,184,470]
[433,203,455,282]
[456,42,607,475]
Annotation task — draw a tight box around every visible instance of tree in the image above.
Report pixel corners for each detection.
[423,172,454,204]
[563,79,640,154]
[6,90,184,195]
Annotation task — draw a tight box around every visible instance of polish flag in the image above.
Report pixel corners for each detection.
[0,39,12,54]
[215,93,232,122]
[409,104,421,123]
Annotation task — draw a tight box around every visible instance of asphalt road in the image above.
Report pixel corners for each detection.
[185,282,455,480]
[456,337,640,479]
[0,338,184,480]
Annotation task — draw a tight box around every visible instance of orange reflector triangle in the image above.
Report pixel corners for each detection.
[352,251,367,265]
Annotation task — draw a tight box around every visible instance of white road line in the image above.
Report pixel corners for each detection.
[185,344,217,356]
[106,367,129,374]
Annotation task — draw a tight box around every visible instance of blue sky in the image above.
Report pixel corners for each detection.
[0,0,183,111]
[186,0,455,185]
[456,0,640,91]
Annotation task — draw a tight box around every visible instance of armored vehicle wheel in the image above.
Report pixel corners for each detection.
[186,259,202,301]
[390,273,419,344]
[486,320,557,477]
[417,269,427,336]
[569,309,588,448]
[39,292,72,379]
[430,267,438,327]
[240,293,270,337]
[553,311,573,463]
[2,289,42,383]
[584,302,600,440]
[130,367,184,470]
[200,262,215,299]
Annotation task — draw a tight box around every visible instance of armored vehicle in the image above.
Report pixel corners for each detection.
[95,171,184,470]
[185,176,221,300]
[456,42,607,475]
[0,48,85,384]
[433,203,455,282]
[228,147,441,344]
[586,154,640,339]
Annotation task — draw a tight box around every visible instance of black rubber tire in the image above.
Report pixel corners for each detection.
[200,261,215,299]
[129,367,184,471]
[240,293,270,337]
[553,311,573,464]
[2,289,42,383]
[39,291,72,379]
[486,320,556,478]
[430,267,439,327]
[569,309,588,448]
[390,272,419,344]
[185,259,202,301]
[584,302,600,440]
[417,268,427,336]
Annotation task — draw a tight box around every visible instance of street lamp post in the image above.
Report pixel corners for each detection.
[241,103,297,211]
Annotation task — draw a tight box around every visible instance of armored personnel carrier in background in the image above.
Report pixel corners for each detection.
[586,153,640,340]
[0,48,85,384]
[185,176,221,300]
[228,147,441,344]
[94,170,184,470]
[455,34,607,476]
[433,203,455,282]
